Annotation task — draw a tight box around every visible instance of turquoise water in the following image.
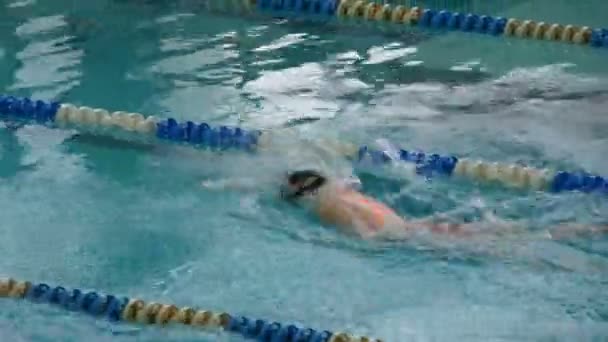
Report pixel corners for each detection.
[1,0,608,341]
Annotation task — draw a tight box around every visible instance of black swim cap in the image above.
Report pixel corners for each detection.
[283,170,327,199]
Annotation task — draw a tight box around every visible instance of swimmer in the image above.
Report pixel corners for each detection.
[274,170,607,241]
[277,169,468,239]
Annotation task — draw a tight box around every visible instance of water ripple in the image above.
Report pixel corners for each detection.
[11,15,83,99]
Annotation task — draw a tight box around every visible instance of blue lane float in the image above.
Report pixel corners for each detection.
[258,0,338,16]
[419,10,506,35]
[591,28,608,47]
[0,95,60,122]
[155,118,260,151]
[2,278,375,342]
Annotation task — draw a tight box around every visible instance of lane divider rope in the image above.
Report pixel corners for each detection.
[0,94,606,195]
[223,0,608,48]
[0,95,260,151]
[0,277,382,342]
[354,145,607,194]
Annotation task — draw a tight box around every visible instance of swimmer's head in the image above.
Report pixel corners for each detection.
[280,170,327,200]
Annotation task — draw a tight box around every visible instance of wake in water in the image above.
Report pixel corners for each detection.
[394,64,608,114]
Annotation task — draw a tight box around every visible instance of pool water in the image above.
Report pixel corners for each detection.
[1,0,608,341]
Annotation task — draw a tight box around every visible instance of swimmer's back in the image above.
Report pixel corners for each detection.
[314,181,409,238]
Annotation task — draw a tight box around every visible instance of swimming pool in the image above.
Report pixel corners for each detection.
[1,0,608,340]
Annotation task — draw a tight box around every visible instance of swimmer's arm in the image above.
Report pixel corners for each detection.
[400,217,476,236]
[200,177,262,192]
[65,132,157,152]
